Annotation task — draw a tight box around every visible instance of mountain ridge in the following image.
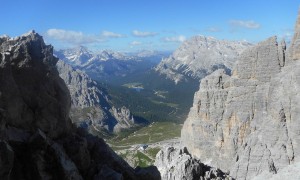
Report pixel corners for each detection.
[0,31,160,180]
[155,35,252,84]
[56,60,145,134]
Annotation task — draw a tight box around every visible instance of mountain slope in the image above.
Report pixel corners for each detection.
[0,31,159,180]
[155,36,252,83]
[180,14,300,180]
[55,47,168,80]
[56,60,145,134]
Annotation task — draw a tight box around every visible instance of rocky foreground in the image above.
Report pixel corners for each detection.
[155,9,300,180]
[0,31,159,180]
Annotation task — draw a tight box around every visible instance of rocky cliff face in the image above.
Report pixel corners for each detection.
[155,147,230,180]
[56,60,142,134]
[155,36,252,84]
[181,12,300,180]
[0,31,72,139]
[0,31,160,180]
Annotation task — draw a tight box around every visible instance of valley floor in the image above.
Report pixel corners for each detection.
[107,122,182,167]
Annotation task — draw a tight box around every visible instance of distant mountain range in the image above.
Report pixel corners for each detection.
[155,36,252,83]
[54,36,253,124]
[55,47,170,80]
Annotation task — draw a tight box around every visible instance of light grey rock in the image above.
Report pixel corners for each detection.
[110,106,136,133]
[154,146,230,180]
[252,161,300,180]
[290,8,300,60]
[155,36,252,83]
[57,60,102,108]
[181,11,300,180]
[56,60,141,134]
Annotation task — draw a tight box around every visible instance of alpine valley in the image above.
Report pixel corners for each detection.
[0,4,299,180]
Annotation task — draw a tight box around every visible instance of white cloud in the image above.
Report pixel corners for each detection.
[162,35,186,43]
[206,27,222,32]
[130,41,142,46]
[132,30,158,37]
[229,20,261,29]
[101,30,126,38]
[46,29,104,45]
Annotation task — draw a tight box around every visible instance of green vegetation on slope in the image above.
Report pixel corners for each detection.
[108,122,182,147]
[97,69,199,123]
[108,122,182,168]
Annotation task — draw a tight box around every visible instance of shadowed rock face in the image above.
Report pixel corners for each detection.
[0,32,160,180]
[56,60,142,134]
[0,31,72,139]
[181,11,300,180]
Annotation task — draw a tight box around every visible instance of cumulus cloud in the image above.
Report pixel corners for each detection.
[101,30,126,38]
[130,41,142,46]
[46,29,104,45]
[132,30,158,37]
[162,35,186,43]
[229,20,261,29]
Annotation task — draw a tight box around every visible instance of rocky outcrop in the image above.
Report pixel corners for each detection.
[0,31,72,139]
[57,60,102,108]
[155,146,230,180]
[56,60,143,134]
[181,11,300,180]
[290,8,300,60]
[252,161,300,180]
[0,31,160,180]
[155,36,252,83]
[110,106,136,133]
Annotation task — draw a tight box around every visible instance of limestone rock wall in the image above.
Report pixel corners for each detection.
[181,28,300,179]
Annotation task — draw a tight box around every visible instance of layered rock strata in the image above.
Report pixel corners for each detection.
[155,36,252,83]
[181,12,300,180]
[155,147,230,180]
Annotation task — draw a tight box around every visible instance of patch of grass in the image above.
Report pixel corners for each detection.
[108,122,182,147]
[134,151,153,167]
[147,147,161,159]
[149,99,179,108]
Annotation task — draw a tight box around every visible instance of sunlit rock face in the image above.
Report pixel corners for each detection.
[155,36,252,84]
[181,11,300,180]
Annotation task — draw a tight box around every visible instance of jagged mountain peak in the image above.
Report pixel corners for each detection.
[0,32,159,180]
[155,35,252,84]
[179,12,299,180]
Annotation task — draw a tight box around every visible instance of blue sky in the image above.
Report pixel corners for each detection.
[1,0,298,51]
